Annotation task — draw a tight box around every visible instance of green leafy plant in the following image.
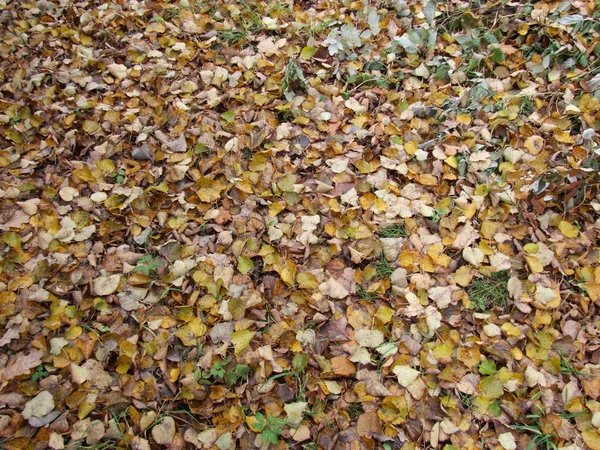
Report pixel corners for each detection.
[31,364,49,382]
[467,270,510,311]
[132,254,162,276]
[225,363,250,387]
[195,358,250,387]
[431,207,449,223]
[109,168,126,184]
[378,223,406,238]
[254,412,287,445]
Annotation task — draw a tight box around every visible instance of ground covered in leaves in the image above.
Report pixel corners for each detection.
[2,0,600,449]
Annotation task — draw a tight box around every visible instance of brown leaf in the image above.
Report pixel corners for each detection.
[331,356,356,377]
[1,349,44,381]
[356,410,381,438]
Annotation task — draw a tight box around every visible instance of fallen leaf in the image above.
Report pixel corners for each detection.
[231,330,255,354]
[319,277,349,299]
[152,416,176,445]
[22,391,54,419]
[92,274,121,296]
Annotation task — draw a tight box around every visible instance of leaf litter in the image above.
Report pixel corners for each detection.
[1,0,600,449]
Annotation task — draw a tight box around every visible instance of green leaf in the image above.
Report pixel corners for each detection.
[263,429,278,444]
[231,330,255,354]
[237,256,255,275]
[300,46,316,60]
[209,360,227,379]
[491,46,504,62]
[292,353,309,372]
[3,231,21,249]
[6,130,24,143]
[479,360,497,375]
[488,400,501,417]
[255,413,265,430]
[221,111,235,123]
[234,364,250,377]
[479,375,503,399]
[225,364,250,387]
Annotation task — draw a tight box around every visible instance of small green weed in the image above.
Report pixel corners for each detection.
[374,253,394,278]
[356,283,376,301]
[282,59,307,101]
[513,415,558,450]
[254,412,287,445]
[132,254,162,277]
[302,443,319,450]
[31,364,49,382]
[218,29,248,46]
[458,392,473,410]
[378,223,406,238]
[347,403,364,419]
[519,96,534,116]
[109,168,126,184]
[164,6,180,20]
[431,207,448,223]
[558,351,592,377]
[467,270,510,311]
[260,353,309,402]
[195,358,250,387]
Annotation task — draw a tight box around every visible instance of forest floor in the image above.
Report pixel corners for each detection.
[2,0,600,449]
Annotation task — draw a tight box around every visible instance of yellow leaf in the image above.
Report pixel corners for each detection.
[175,318,206,346]
[196,177,226,202]
[501,323,521,337]
[384,123,402,135]
[558,220,579,238]
[231,330,255,354]
[237,256,254,275]
[277,259,297,286]
[523,243,539,253]
[404,141,418,155]
[82,120,100,134]
[375,306,394,324]
[416,174,437,186]
[554,130,575,144]
[479,375,503,399]
[454,265,472,287]
[445,156,457,168]
[3,231,21,248]
[300,46,316,60]
[297,272,319,290]
[167,216,187,230]
[457,113,472,125]
[524,135,544,155]
[583,431,600,450]
[433,342,453,360]
[524,255,544,273]
[457,346,481,368]
[585,283,600,301]
[147,21,166,33]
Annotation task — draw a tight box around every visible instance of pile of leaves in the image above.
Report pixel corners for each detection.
[2,0,600,448]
